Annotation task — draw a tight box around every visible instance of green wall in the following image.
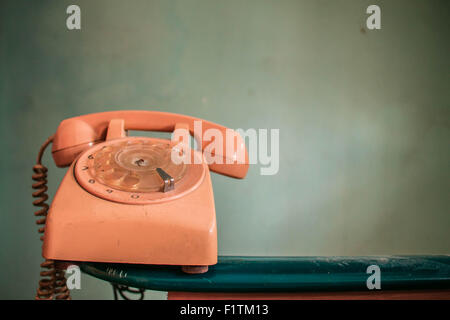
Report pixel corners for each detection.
[0,0,448,299]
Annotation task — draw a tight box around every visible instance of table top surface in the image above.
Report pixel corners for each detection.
[80,255,450,292]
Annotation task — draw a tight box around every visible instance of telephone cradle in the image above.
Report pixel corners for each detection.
[32,111,249,299]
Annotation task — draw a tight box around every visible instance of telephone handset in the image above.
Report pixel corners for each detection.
[51,110,248,178]
[33,111,249,299]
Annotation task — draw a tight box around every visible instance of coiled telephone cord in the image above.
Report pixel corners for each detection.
[32,135,71,300]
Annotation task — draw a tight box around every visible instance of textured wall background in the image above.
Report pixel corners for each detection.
[0,0,449,299]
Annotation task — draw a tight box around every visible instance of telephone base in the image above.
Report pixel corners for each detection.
[43,155,218,267]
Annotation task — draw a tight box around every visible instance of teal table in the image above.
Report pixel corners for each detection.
[80,255,450,299]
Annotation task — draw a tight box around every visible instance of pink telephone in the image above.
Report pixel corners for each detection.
[32,110,248,299]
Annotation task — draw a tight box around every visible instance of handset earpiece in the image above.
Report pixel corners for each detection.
[51,118,104,167]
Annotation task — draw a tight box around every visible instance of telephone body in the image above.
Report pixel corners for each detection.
[39,111,248,274]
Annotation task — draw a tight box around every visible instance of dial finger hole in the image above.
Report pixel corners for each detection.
[121,174,140,188]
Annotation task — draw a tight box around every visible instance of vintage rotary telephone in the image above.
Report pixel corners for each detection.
[32,110,249,299]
